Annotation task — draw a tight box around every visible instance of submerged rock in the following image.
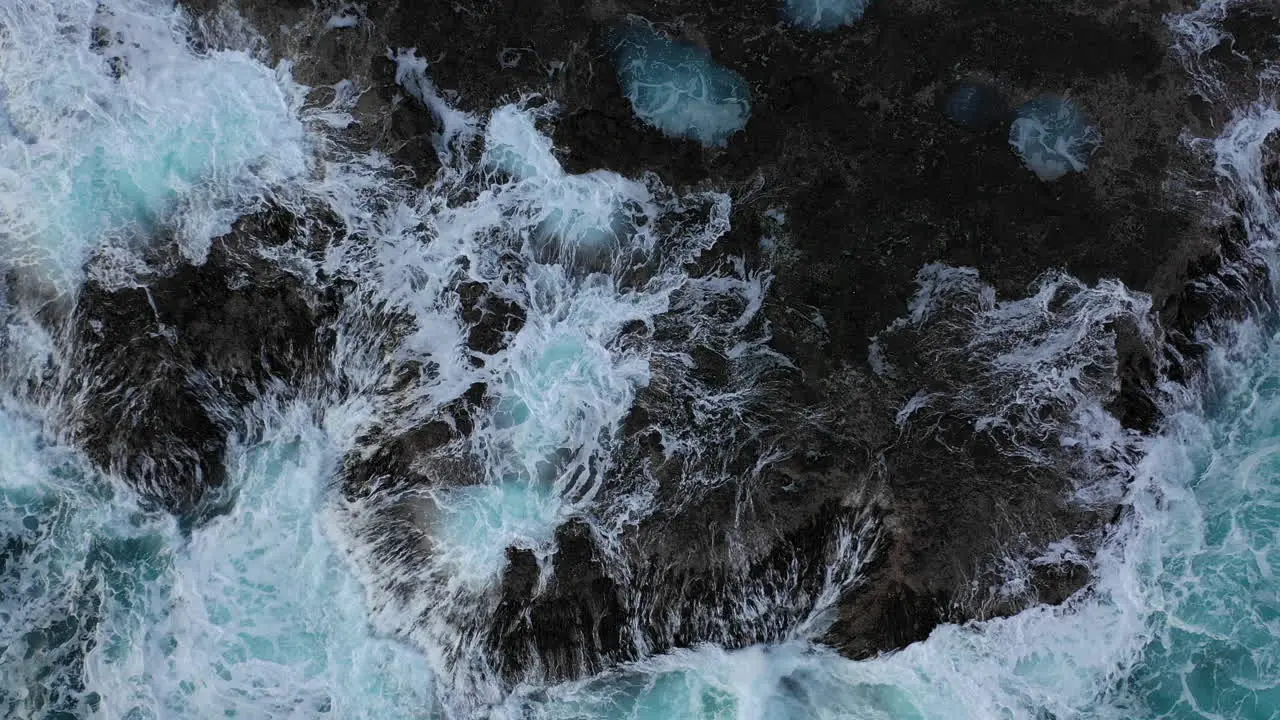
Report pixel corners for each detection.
[941,81,1010,130]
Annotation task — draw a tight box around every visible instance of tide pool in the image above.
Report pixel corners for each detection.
[781,0,871,31]
[611,22,751,147]
[1008,95,1101,181]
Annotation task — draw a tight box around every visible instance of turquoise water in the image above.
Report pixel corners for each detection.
[1124,337,1280,719]
[0,0,308,290]
[611,22,752,147]
[0,400,438,719]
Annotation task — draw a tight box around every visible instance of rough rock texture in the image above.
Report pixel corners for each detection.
[342,0,1213,673]
[67,208,337,516]
[167,0,1275,689]
[490,520,628,681]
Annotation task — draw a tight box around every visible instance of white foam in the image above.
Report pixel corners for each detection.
[0,0,310,292]
[0,359,435,719]
[327,14,359,29]
[483,104,565,182]
[483,105,653,256]
[881,262,1151,492]
[392,48,478,166]
[70,404,437,720]
[316,101,738,709]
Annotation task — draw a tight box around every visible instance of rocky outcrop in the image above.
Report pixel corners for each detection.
[161,0,1274,691]
[67,208,338,517]
[371,0,1211,672]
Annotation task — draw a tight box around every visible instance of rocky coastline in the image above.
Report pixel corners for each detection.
[55,0,1280,695]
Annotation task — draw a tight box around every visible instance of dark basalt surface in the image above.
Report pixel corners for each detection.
[336,0,1206,676]
[131,0,1276,690]
[66,208,338,517]
[491,520,628,681]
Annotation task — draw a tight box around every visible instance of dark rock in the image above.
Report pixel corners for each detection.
[458,280,526,359]
[1109,315,1162,433]
[489,520,628,682]
[68,206,338,516]
[341,382,488,501]
[1209,1,1280,66]
[1265,130,1280,196]
[526,0,1201,667]
[831,579,948,660]
[1156,209,1279,390]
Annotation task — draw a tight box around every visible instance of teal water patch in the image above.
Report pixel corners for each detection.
[0,404,167,719]
[55,67,304,238]
[781,0,870,30]
[612,22,751,147]
[1008,95,1101,181]
[0,0,308,290]
[1121,340,1280,719]
[517,645,819,720]
[434,324,639,580]
[108,411,438,720]
[0,401,438,719]
[483,106,646,259]
[435,481,562,578]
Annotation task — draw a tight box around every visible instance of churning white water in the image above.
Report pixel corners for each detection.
[0,0,310,293]
[0,395,439,719]
[2,0,1278,718]
[0,2,430,717]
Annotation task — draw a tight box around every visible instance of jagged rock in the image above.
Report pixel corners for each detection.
[489,520,628,682]
[341,381,488,501]
[69,207,337,516]
[170,0,1270,690]
[458,280,526,359]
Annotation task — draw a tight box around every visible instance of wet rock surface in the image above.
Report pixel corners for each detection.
[157,0,1274,690]
[490,520,628,681]
[67,207,338,516]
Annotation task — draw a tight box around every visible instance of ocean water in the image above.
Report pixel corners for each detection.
[610,21,752,147]
[0,0,1278,719]
[781,0,871,31]
[0,0,309,293]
